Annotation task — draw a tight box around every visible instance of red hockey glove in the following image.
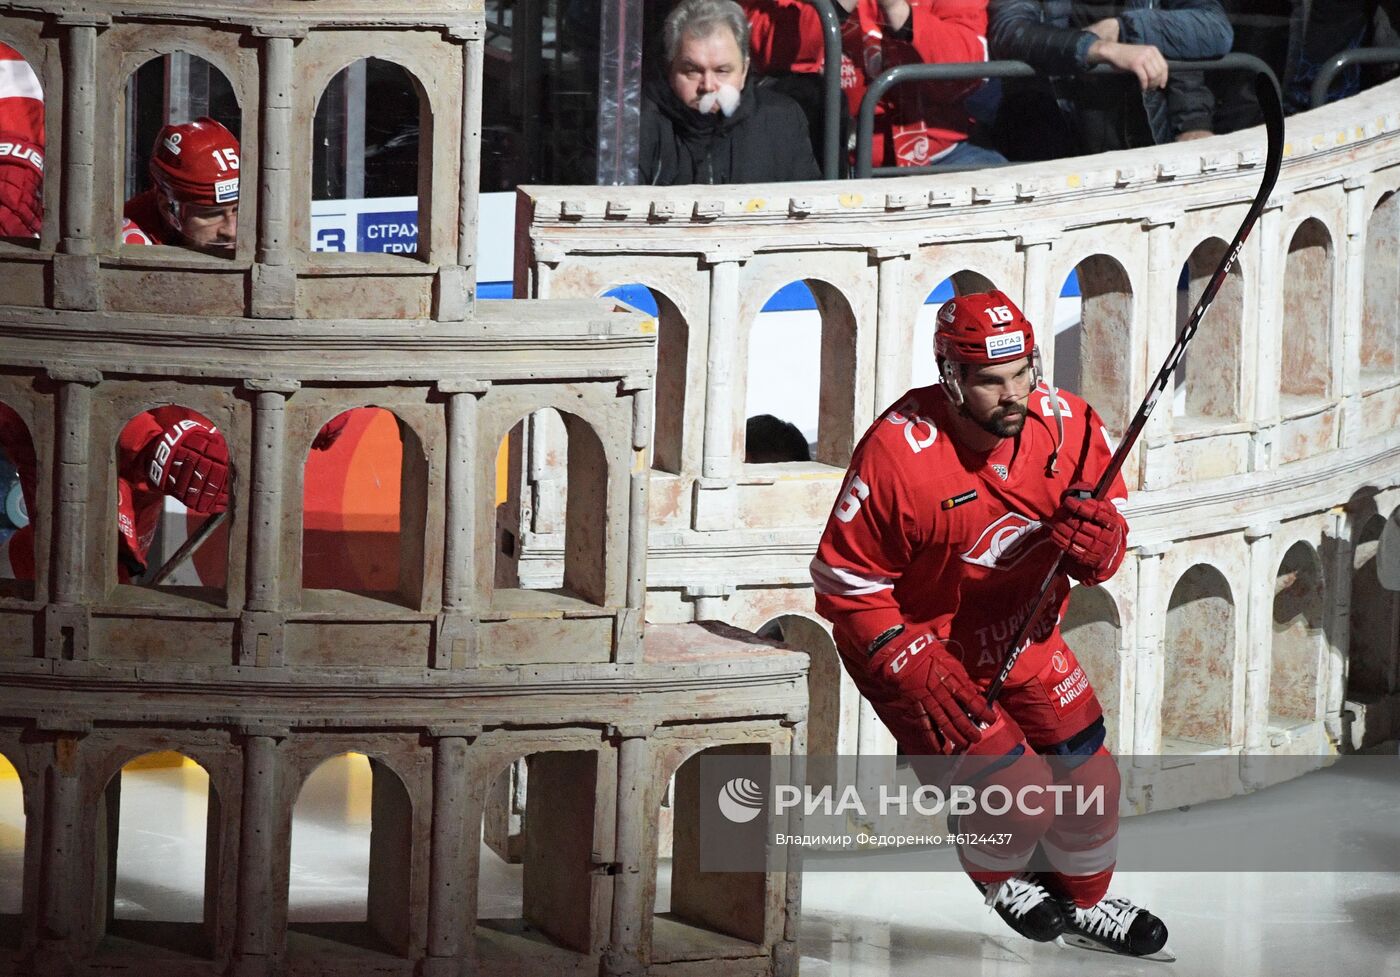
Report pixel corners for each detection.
[144,419,230,515]
[0,133,44,238]
[1048,482,1125,583]
[868,626,995,753]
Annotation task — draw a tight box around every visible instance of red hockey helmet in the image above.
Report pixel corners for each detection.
[934,290,1036,365]
[148,117,240,208]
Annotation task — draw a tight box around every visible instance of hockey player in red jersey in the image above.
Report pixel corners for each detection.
[114,407,230,578]
[121,116,239,253]
[811,290,1168,958]
[0,41,44,238]
[0,402,230,582]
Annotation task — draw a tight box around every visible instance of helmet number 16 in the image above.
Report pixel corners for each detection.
[983,305,1014,324]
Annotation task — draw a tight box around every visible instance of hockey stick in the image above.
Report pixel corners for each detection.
[983,73,1285,707]
[144,509,227,586]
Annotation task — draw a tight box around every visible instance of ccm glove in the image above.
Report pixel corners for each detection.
[868,626,994,752]
[144,419,230,515]
[1048,482,1125,583]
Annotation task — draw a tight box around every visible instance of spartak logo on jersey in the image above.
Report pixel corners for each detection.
[960,511,1050,570]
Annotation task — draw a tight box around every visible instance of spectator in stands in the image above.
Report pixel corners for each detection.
[746,414,812,463]
[1210,0,1303,132]
[988,0,1233,156]
[1287,0,1399,114]
[641,0,822,185]
[744,0,1005,172]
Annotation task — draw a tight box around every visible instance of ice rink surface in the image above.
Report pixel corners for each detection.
[1,751,1396,977]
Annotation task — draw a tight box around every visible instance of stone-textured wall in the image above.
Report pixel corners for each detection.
[0,3,809,976]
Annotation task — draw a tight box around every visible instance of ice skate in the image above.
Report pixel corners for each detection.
[977,872,1066,942]
[1058,894,1174,961]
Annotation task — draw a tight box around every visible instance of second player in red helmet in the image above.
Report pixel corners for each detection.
[811,290,1169,959]
[122,116,239,252]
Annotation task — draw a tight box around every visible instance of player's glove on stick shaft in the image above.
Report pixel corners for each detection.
[868,626,994,752]
[1048,482,1125,584]
[144,419,230,515]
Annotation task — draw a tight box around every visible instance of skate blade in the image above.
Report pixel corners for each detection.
[1058,933,1176,963]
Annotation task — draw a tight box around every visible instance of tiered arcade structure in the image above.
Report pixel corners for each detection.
[518,78,1400,806]
[0,3,807,977]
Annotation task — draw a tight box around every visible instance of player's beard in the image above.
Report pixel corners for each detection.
[972,402,1027,438]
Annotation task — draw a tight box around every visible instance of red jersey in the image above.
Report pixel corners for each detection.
[743,0,988,166]
[121,189,174,246]
[811,382,1127,683]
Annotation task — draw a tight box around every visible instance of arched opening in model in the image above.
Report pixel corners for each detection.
[653,743,769,962]
[743,279,857,468]
[602,284,689,474]
[1052,255,1133,436]
[96,751,218,956]
[112,406,230,599]
[311,58,428,258]
[757,614,855,757]
[1362,190,1399,381]
[1059,584,1124,749]
[1173,237,1244,425]
[1162,564,1235,752]
[1271,541,1326,729]
[121,52,241,253]
[0,400,35,596]
[1348,513,1399,748]
[301,406,427,609]
[911,269,998,389]
[475,751,600,965]
[493,408,608,605]
[287,751,412,958]
[1280,218,1334,405]
[0,751,24,947]
[0,41,44,244]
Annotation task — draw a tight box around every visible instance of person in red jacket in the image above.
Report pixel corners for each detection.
[0,41,44,238]
[743,0,1006,169]
[122,116,239,253]
[811,291,1169,959]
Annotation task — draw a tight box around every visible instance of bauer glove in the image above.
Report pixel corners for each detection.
[0,132,43,238]
[143,419,230,515]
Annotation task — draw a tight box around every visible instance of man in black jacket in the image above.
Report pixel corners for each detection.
[641,0,822,185]
[988,0,1233,156]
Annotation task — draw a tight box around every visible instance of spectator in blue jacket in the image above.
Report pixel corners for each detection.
[988,0,1234,157]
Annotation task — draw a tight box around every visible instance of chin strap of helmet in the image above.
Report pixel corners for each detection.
[1034,348,1065,475]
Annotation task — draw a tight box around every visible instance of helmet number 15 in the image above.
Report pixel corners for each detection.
[211,148,240,172]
